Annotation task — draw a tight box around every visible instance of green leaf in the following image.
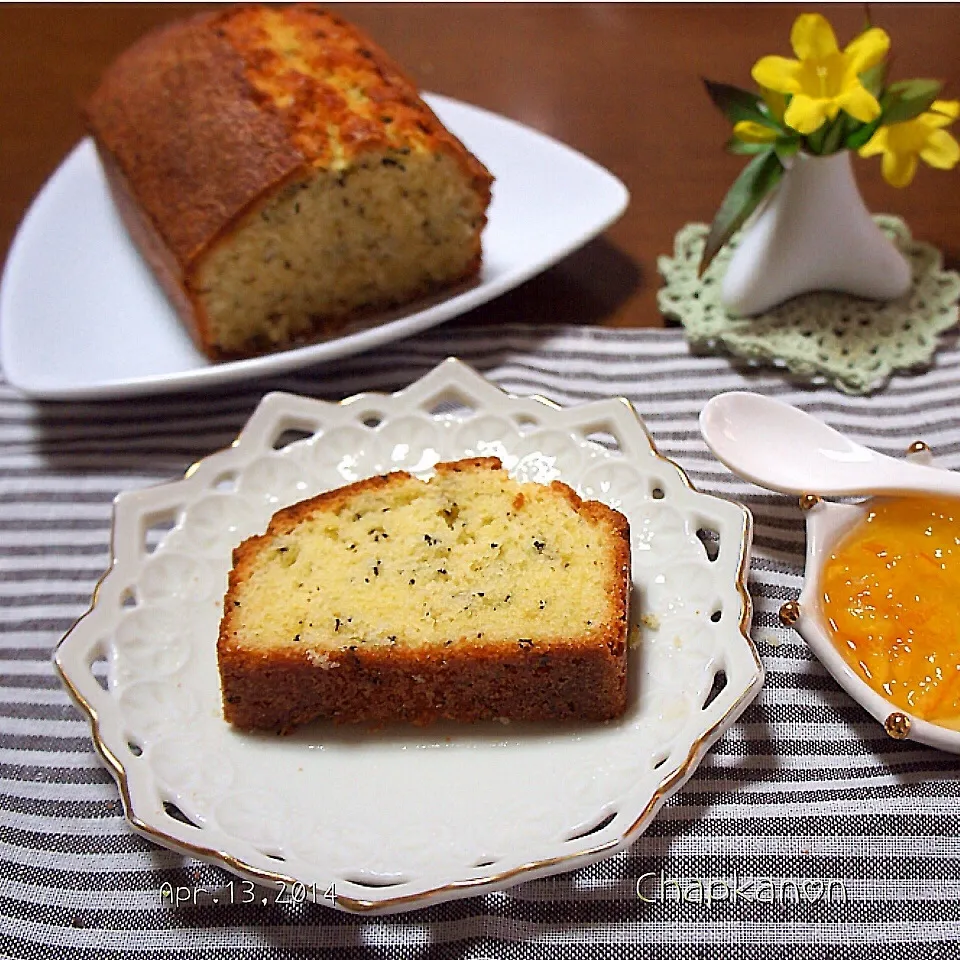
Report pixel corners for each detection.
[725,136,769,156]
[880,78,943,125]
[859,61,887,98]
[702,78,780,128]
[774,138,801,164]
[699,150,785,277]
[844,118,882,150]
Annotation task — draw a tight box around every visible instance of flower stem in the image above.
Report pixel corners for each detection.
[805,123,828,155]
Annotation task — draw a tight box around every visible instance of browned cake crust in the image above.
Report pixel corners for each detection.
[85,4,493,360]
[218,458,631,732]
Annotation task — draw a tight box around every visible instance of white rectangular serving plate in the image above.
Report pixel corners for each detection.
[0,95,628,400]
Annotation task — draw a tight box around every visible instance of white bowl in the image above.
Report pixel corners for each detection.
[783,442,960,753]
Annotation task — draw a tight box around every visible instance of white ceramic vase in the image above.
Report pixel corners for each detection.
[721,151,912,316]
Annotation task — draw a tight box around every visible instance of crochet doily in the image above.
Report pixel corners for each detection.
[657,216,960,394]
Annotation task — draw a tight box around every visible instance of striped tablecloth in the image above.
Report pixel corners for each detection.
[4,324,960,958]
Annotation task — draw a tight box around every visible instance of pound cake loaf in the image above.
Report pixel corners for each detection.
[218,457,631,732]
[85,4,493,360]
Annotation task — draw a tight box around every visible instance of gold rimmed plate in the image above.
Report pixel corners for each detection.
[55,359,762,913]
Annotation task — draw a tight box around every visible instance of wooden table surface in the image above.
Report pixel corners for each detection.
[2,3,958,329]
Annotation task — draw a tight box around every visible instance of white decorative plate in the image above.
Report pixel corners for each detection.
[55,359,762,913]
[0,94,628,400]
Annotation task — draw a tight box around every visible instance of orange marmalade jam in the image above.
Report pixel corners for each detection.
[821,496,960,727]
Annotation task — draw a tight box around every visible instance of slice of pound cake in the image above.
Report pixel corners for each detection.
[218,458,631,731]
[85,4,492,360]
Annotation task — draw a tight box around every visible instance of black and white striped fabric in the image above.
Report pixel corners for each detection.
[4,324,960,958]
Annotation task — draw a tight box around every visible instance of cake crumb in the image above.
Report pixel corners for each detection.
[305,649,340,670]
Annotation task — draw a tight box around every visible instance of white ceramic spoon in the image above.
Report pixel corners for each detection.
[702,390,960,752]
[699,390,960,498]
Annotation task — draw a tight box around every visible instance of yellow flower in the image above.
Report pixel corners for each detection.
[859,101,960,187]
[732,120,779,144]
[760,87,788,124]
[753,13,890,135]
